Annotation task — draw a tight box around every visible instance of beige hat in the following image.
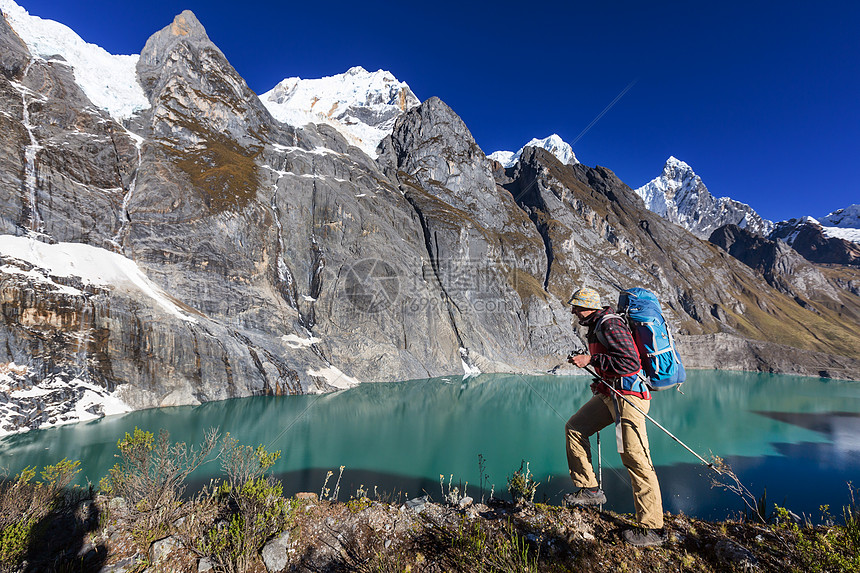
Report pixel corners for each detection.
[567,287,602,310]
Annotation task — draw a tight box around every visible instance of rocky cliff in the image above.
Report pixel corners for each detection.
[2,7,859,435]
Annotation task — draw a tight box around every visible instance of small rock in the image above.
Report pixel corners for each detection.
[108,497,127,513]
[402,495,430,514]
[98,557,134,573]
[582,531,595,541]
[198,557,215,572]
[150,536,178,564]
[457,496,473,508]
[261,530,290,572]
[295,492,319,501]
[715,539,757,568]
[384,539,391,549]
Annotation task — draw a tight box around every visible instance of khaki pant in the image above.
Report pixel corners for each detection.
[565,393,664,529]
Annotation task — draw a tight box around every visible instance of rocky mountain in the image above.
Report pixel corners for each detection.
[770,217,860,266]
[635,157,774,239]
[2,2,860,435]
[708,224,850,301]
[633,156,859,267]
[489,134,578,169]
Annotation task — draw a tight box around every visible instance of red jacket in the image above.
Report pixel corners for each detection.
[583,307,650,400]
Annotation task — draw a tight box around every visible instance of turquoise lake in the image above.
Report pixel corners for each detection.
[2,371,859,522]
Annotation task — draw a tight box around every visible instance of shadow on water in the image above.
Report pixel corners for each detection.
[754,410,860,437]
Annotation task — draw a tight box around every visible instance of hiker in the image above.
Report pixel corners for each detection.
[564,287,665,547]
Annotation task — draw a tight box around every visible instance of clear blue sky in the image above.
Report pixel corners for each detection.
[13,0,859,222]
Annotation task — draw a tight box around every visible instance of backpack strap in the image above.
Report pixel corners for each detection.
[593,313,626,349]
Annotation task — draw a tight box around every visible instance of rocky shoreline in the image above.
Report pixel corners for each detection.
[14,492,859,572]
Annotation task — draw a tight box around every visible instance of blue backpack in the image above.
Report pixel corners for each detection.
[617,287,686,391]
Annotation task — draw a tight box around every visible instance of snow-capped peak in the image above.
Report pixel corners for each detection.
[819,204,860,229]
[259,66,419,159]
[0,0,150,120]
[489,134,579,168]
[664,155,692,173]
[635,156,773,239]
[810,205,860,244]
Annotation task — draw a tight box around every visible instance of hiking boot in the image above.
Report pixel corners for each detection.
[622,527,665,547]
[562,488,607,507]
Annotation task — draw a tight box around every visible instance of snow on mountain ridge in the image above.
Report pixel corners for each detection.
[635,156,774,239]
[819,204,860,229]
[259,66,420,159]
[0,0,150,120]
[489,134,579,168]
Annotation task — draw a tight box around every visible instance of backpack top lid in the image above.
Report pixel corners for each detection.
[619,287,663,322]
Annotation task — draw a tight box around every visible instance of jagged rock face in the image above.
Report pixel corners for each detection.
[378,97,579,370]
[136,10,276,149]
[504,147,740,333]
[121,13,473,392]
[0,8,463,420]
[770,218,860,266]
[635,157,773,239]
[0,12,28,77]
[708,224,852,311]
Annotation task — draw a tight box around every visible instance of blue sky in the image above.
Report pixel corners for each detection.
[12,0,859,222]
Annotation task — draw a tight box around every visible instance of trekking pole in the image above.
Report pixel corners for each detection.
[596,430,602,490]
[596,429,603,510]
[581,364,721,475]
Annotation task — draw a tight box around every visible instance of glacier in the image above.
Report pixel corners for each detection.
[0,0,150,120]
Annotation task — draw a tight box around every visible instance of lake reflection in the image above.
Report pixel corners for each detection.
[1,371,858,522]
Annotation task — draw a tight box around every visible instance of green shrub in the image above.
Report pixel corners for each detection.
[507,460,538,504]
[432,515,539,573]
[0,459,81,568]
[100,427,219,546]
[196,436,293,573]
[774,503,860,573]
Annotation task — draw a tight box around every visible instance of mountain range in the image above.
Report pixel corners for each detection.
[1,0,859,435]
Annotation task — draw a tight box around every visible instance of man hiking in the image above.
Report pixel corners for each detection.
[564,287,665,547]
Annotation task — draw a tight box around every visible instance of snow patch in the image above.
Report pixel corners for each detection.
[459,347,481,377]
[0,0,150,120]
[488,150,516,166]
[307,366,360,391]
[0,235,196,322]
[0,365,131,437]
[282,334,321,348]
[821,226,860,244]
[818,205,860,243]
